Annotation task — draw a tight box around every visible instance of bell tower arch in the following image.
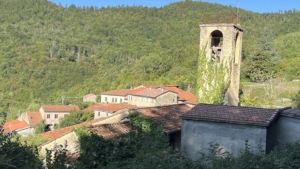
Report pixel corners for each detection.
[198,14,243,106]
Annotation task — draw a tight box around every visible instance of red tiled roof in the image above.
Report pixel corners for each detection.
[280,107,300,118]
[27,112,43,127]
[83,93,96,98]
[133,88,175,98]
[41,105,80,112]
[132,104,192,133]
[88,123,132,139]
[162,86,196,104]
[42,117,107,140]
[84,103,133,113]
[181,103,280,126]
[3,120,29,133]
[127,87,147,95]
[101,89,131,96]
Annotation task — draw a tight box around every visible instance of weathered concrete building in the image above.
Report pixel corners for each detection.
[275,108,300,146]
[198,14,243,106]
[180,103,280,159]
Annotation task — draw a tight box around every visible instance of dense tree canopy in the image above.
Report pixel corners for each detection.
[0,0,300,112]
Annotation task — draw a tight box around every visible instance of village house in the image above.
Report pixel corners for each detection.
[39,105,80,126]
[100,89,131,104]
[3,111,43,136]
[180,103,281,159]
[83,93,97,103]
[3,120,31,136]
[129,88,178,107]
[40,115,131,157]
[84,103,133,119]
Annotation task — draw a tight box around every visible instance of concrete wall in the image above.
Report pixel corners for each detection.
[181,119,267,160]
[40,131,80,157]
[275,116,300,146]
[101,95,127,104]
[16,127,35,137]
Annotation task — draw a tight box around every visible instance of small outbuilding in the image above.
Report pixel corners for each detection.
[180,103,280,160]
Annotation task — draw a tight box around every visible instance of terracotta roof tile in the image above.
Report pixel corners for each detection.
[181,103,280,126]
[134,88,174,98]
[101,89,131,96]
[42,118,107,140]
[3,120,29,132]
[27,112,43,127]
[88,123,132,139]
[127,87,147,95]
[41,105,80,112]
[84,103,133,113]
[132,104,192,133]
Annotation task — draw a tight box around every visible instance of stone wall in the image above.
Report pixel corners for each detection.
[40,131,80,157]
[198,24,243,106]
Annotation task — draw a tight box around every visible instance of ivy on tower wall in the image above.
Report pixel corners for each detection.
[197,46,231,104]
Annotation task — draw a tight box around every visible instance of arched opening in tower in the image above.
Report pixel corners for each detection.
[210,30,223,62]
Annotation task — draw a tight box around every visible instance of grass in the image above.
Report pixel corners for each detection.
[241,79,300,108]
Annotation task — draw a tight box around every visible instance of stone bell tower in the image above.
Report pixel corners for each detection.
[197,14,243,106]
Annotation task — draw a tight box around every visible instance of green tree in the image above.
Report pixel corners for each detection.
[58,110,93,128]
[245,28,278,82]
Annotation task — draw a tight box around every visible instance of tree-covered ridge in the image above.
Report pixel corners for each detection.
[0,0,300,112]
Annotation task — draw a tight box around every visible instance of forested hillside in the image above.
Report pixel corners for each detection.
[0,0,300,114]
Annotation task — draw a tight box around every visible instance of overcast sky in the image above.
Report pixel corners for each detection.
[49,0,299,13]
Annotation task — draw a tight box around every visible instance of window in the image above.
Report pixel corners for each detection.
[47,114,50,119]
[120,99,122,103]
[98,112,100,117]
[105,97,107,101]
[55,114,58,119]
[112,98,114,102]
[115,98,117,102]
